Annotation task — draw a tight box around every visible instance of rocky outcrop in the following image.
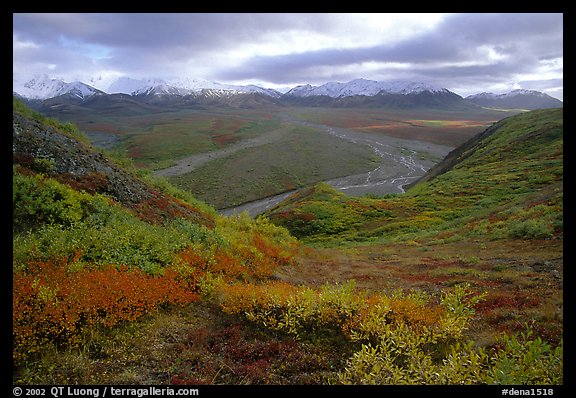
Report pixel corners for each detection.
[13,111,153,204]
[13,110,215,226]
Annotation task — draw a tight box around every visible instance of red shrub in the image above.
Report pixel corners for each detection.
[54,172,109,194]
[13,261,198,362]
[133,192,215,227]
[475,291,541,313]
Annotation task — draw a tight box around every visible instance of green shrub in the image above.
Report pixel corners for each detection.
[13,170,111,233]
[218,280,562,384]
[509,219,554,239]
[486,331,563,384]
[340,330,563,385]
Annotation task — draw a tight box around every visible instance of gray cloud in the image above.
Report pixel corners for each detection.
[219,13,562,83]
[13,13,563,99]
[14,13,334,54]
[14,13,343,80]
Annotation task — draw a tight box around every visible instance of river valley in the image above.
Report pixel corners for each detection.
[154,115,454,216]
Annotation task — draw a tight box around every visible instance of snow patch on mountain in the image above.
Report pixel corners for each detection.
[286,78,449,98]
[105,76,282,98]
[465,88,562,110]
[14,74,102,100]
[466,89,549,100]
[15,74,458,102]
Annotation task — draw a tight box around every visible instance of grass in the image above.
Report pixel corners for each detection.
[13,302,349,385]
[168,125,378,209]
[14,236,563,384]
[284,106,510,146]
[264,108,563,350]
[39,106,282,170]
[273,238,563,347]
[120,113,282,170]
[36,103,513,213]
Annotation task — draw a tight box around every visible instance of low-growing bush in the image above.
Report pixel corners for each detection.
[13,260,198,363]
[13,170,111,233]
[508,219,554,239]
[217,281,562,384]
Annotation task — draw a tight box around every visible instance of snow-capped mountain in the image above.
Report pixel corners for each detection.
[467,89,550,100]
[105,76,282,98]
[106,77,159,95]
[466,89,563,110]
[14,74,282,101]
[15,74,561,111]
[14,75,470,110]
[13,75,103,100]
[286,78,449,98]
[282,78,468,109]
[166,77,281,97]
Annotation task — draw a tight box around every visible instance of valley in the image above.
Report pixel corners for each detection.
[12,97,563,387]
[219,118,453,216]
[39,104,504,210]
[20,77,528,212]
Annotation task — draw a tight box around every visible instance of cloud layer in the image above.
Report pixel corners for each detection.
[13,13,563,99]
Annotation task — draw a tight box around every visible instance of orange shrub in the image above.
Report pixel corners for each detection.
[13,260,198,362]
[388,298,445,331]
[208,241,293,282]
[174,246,210,290]
[211,251,246,279]
[218,281,297,315]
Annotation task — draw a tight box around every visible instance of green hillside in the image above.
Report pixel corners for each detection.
[12,98,297,372]
[13,100,563,385]
[265,108,563,245]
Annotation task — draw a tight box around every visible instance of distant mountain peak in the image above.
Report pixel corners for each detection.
[285,78,448,98]
[467,89,549,100]
[104,76,282,98]
[14,75,103,100]
[505,89,548,97]
[466,89,562,110]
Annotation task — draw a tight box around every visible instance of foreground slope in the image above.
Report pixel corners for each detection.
[13,100,563,386]
[263,108,563,359]
[12,98,297,368]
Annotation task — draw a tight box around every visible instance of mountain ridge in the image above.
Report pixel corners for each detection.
[285,78,449,97]
[15,75,562,111]
[465,89,563,110]
[13,74,105,100]
[15,74,563,101]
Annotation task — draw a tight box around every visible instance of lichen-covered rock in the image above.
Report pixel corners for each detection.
[13,110,214,227]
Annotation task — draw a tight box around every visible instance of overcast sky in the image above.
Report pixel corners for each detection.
[13,13,563,100]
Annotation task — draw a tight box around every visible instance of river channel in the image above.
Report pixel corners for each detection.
[218,118,453,216]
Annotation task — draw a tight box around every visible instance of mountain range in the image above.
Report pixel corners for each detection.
[13,74,562,111]
[465,89,563,110]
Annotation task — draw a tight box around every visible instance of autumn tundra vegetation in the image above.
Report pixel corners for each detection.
[12,98,562,385]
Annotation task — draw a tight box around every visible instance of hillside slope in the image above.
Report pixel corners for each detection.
[12,98,297,368]
[262,107,563,361]
[265,108,563,244]
[12,100,563,386]
[13,102,216,229]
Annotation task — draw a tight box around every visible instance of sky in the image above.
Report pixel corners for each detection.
[13,13,563,100]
